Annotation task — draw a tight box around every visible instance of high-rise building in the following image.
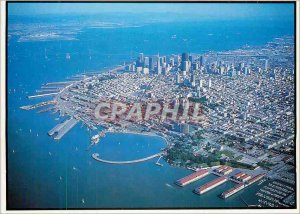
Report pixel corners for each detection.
[196,86,201,97]
[156,55,162,74]
[149,57,155,71]
[182,53,189,62]
[144,57,149,67]
[191,74,196,83]
[182,61,189,72]
[264,59,269,71]
[176,74,181,84]
[174,54,180,64]
[199,79,203,88]
[139,53,144,63]
[199,56,205,66]
[169,58,175,67]
[239,62,245,71]
[208,79,212,88]
[191,80,196,88]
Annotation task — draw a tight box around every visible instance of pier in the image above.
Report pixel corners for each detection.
[194,176,228,195]
[27,92,58,99]
[48,118,78,140]
[46,81,75,85]
[175,169,209,187]
[20,100,56,110]
[92,152,163,164]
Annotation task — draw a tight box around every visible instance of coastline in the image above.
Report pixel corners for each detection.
[105,130,169,147]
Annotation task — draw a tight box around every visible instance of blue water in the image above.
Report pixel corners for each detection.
[7,15,294,209]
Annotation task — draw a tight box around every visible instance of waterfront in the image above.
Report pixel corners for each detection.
[7,10,295,209]
[8,123,258,208]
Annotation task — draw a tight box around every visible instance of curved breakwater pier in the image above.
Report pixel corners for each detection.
[92,152,164,164]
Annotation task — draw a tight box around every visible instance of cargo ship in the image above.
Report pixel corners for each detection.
[194,176,227,195]
[175,169,209,187]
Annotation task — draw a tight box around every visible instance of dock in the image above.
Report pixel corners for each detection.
[220,173,266,199]
[20,101,56,110]
[175,169,209,187]
[45,81,75,85]
[194,176,227,195]
[48,118,78,140]
[27,93,58,99]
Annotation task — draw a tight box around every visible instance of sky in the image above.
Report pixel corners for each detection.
[8,3,294,20]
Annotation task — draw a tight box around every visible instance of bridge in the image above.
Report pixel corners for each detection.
[92,152,164,164]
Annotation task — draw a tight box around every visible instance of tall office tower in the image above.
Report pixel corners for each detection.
[139,53,144,63]
[208,79,212,88]
[191,74,196,83]
[189,55,193,63]
[174,54,180,64]
[239,62,245,71]
[160,57,164,65]
[231,69,236,77]
[220,66,225,75]
[182,53,189,62]
[191,80,196,88]
[144,57,149,67]
[196,86,201,97]
[176,73,181,84]
[162,56,167,64]
[149,57,155,71]
[199,79,203,88]
[199,55,205,66]
[182,61,189,72]
[264,59,269,71]
[156,55,162,74]
[169,58,175,66]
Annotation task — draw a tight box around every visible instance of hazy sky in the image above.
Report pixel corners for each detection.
[8,3,294,20]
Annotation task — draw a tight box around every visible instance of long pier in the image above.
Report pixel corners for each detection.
[20,100,56,110]
[27,92,58,99]
[92,152,163,164]
[46,81,75,85]
[48,118,78,140]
